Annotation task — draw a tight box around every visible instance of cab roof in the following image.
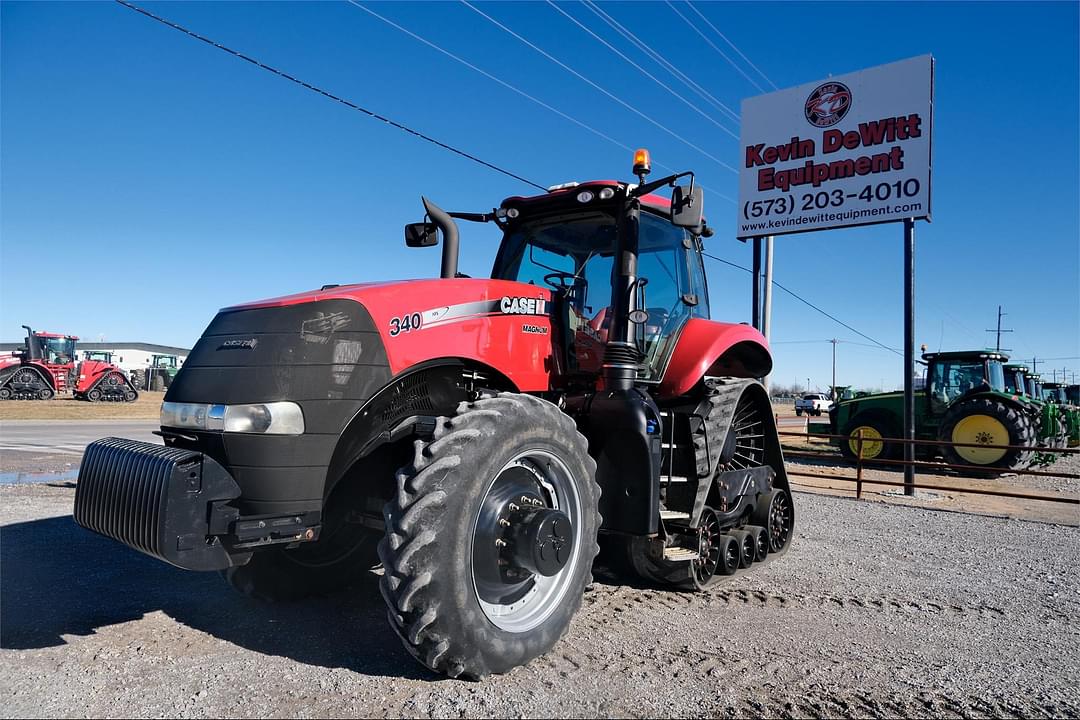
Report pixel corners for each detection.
[500,180,675,218]
[921,350,1009,362]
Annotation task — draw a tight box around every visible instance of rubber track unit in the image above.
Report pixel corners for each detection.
[0,365,54,400]
[84,372,138,402]
[378,392,600,679]
[630,377,792,589]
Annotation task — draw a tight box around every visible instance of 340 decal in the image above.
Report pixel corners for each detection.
[388,312,423,337]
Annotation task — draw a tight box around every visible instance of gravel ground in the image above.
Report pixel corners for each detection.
[2,483,1077,718]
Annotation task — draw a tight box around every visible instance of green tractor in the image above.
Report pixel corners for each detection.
[131,354,180,392]
[1006,365,1067,449]
[1041,382,1079,448]
[829,350,1039,473]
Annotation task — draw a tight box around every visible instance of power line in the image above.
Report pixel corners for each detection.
[583,1,741,124]
[349,2,632,153]
[349,2,733,204]
[664,1,766,94]
[683,1,778,90]
[460,0,738,174]
[113,0,546,191]
[545,1,738,139]
[702,251,903,357]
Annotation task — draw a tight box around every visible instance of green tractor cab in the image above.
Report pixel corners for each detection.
[1007,366,1067,449]
[829,350,1040,473]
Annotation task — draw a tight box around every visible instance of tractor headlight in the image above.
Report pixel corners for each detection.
[161,401,304,435]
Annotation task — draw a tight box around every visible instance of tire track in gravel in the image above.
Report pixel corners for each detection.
[581,582,1012,620]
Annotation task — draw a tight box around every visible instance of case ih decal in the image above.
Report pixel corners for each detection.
[388,297,550,337]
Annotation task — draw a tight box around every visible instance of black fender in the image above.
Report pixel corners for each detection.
[322,358,516,499]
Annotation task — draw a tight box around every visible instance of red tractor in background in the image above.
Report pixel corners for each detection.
[74,152,792,678]
[0,326,138,402]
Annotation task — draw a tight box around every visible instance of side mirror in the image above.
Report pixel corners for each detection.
[671,183,703,231]
[405,222,438,248]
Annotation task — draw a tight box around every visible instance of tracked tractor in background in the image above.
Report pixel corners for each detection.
[830,350,1040,474]
[72,151,793,679]
[0,326,76,399]
[0,327,138,402]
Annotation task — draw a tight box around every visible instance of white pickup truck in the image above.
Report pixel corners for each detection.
[795,393,832,416]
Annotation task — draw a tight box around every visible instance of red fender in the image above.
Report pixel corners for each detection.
[657,319,772,398]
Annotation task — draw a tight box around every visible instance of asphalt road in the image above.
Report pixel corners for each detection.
[0,419,158,465]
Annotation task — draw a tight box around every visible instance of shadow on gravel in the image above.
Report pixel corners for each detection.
[0,515,434,680]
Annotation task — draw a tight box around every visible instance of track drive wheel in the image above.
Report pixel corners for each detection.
[379,393,600,679]
[939,397,1035,474]
[87,389,102,402]
[750,489,793,553]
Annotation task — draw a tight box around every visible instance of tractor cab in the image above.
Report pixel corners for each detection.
[922,350,1007,415]
[22,328,78,367]
[1042,382,1067,404]
[83,350,114,363]
[1004,363,1030,396]
[491,180,709,382]
[1067,385,1080,405]
[152,354,178,369]
[1027,374,1043,400]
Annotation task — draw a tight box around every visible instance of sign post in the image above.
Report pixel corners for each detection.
[737,55,933,496]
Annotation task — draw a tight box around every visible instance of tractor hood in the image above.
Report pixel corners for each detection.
[169,278,556,411]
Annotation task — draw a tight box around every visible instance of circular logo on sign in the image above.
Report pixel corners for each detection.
[804,81,852,127]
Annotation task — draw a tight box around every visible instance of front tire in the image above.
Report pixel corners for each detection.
[379,393,600,679]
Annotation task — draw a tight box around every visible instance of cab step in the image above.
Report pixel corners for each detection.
[663,547,699,562]
[660,475,688,484]
[659,509,691,521]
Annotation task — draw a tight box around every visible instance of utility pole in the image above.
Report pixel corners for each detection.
[1032,356,1039,374]
[761,236,774,391]
[830,338,838,400]
[986,305,1013,352]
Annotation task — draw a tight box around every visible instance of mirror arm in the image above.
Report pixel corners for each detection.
[631,170,694,199]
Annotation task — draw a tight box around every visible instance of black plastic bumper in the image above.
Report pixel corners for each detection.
[74,437,243,571]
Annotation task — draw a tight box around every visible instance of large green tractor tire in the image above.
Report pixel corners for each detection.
[840,413,900,462]
[938,397,1036,474]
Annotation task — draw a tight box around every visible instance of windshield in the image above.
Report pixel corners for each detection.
[986,361,1006,392]
[43,337,75,364]
[493,210,701,377]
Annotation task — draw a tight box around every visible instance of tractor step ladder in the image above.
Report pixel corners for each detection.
[663,546,698,562]
[659,509,690,521]
[660,474,688,484]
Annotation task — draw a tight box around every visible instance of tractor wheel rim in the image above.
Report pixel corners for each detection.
[471,448,582,633]
[847,426,884,458]
[952,415,1009,465]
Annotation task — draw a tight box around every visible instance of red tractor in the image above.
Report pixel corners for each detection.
[74,152,793,678]
[0,326,138,402]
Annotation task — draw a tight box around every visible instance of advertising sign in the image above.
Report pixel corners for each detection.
[737,55,933,238]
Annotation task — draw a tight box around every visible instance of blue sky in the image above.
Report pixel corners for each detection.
[3,1,1078,390]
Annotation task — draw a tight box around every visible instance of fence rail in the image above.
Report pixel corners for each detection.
[778,424,1078,505]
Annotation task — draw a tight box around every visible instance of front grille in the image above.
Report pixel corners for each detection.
[74,437,241,571]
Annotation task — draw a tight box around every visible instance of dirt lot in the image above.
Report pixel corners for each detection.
[2,482,1077,719]
[0,392,165,421]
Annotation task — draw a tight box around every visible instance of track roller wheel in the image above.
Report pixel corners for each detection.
[727,529,756,569]
[0,387,11,400]
[37,387,54,400]
[87,389,102,402]
[743,524,769,562]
